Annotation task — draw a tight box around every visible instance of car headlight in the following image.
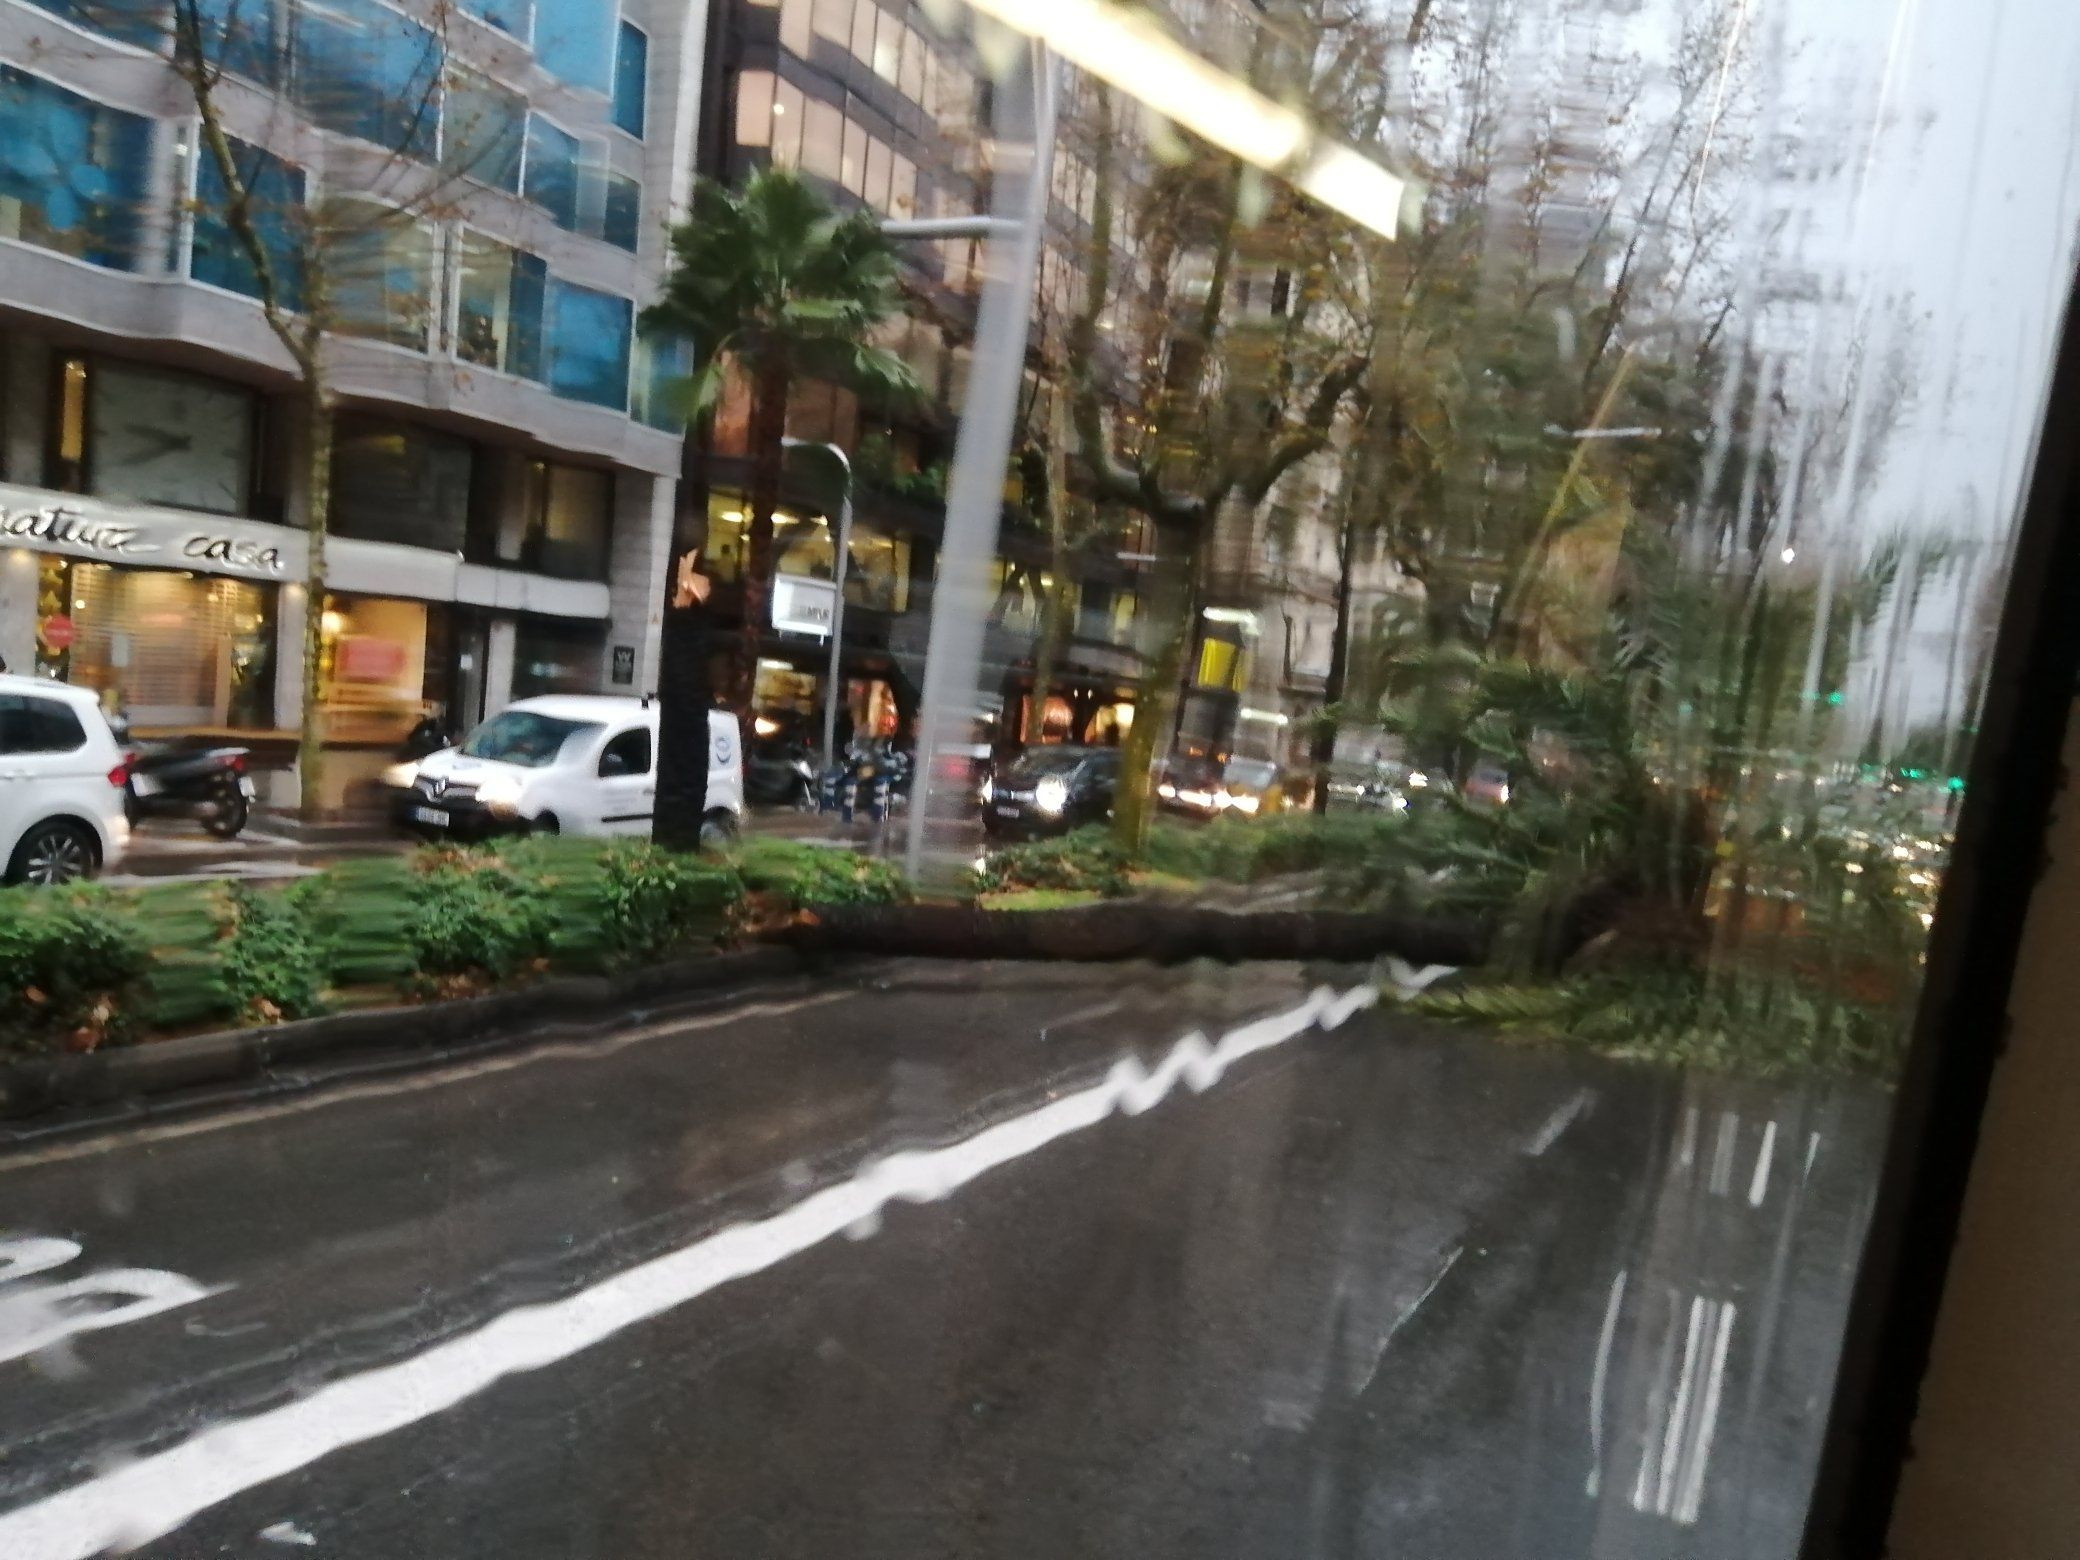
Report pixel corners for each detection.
[1158,782,1177,798]
[476,775,524,817]
[1033,775,1069,815]
[380,760,420,789]
[979,774,994,805]
[1229,792,1261,814]
[1407,771,1429,789]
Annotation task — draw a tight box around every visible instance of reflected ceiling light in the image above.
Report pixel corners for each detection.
[961,0,1412,241]
[1779,546,1797,564]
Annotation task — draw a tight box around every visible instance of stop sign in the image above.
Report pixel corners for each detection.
[39,614,75,651]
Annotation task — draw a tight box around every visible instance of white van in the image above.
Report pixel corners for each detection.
[393,696,745,846]
[0,674,132,885]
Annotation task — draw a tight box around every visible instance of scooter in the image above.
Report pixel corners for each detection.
[124,741,257,838]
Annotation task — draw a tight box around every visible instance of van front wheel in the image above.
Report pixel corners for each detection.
[699,810,739,849]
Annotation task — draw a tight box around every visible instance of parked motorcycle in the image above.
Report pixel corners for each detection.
[123,738,256,838]
[746,736,819,810]
[818,739,913,824]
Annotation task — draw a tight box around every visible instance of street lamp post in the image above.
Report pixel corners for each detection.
[780,437,854,774]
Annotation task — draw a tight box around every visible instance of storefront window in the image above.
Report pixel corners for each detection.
[0,66,152,272]
[318,593,428,745]
[513,616,606,698]
[524,461,612,581]
[705,494,747,582]
[86,360,255,515]
[56,561,277,730]
[332,416,475,552]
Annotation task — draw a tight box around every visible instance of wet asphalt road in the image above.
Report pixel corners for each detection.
[0,959,1886,1559]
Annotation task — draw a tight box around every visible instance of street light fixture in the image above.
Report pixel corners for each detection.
[780,437,854,774]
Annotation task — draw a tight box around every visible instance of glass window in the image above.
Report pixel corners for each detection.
[840,115,867,195]
[89,361,254,515]
[811,0,849,45]
[871,8,901,81]
[533,0,615,94]
[453,232,546,375]
[545,279,632,410]
[15,0,159,49]
[527,461,612,581]
[331,416,475,552]
[602,171,641,252]
[442,67,525,192]
[631,326,694,432]
[598,726,652,777]
[457,0,531,40]
[898,26,923,104]
[802,98,844,182]
[0,695,85,754]
[65,565,277,728]
[293,0,441,158]
[507,248,547,381]
[0,67,152,272]
[864,136,892,210]
[769,78,805,168]
[889,152,916,217]
[704,492,748,582]
[849,1,876,65]
[331,205,436,352]
[188,134,305,307]
[736,71,776,148]
[612,22,648,138]
[511,617,606,698]
[459,707,596,765]
[524,116,580,229]
[778,0,811,57]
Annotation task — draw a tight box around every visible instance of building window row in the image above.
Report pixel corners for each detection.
[734,70,919,219]
[760,0,974,130]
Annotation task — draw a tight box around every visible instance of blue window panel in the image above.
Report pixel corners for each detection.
[602,171,640,251]
[444,70,525,192]
[196,0,282,86]
[508,250,548,381]
[533,0,614,95]
[189,136,306,308]
[0,67,152,272]
[458,0,532,39]
[546,279,631,410]
[524,116,580,229]
[633,328,693,432]
[293,0,441,159]
[612,22,647,137]
[18,0,160,47]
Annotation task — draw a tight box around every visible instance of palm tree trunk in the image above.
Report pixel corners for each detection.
[735,359,790,708]
[298,373,332,821]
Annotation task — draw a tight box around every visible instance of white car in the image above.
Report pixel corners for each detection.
[393,695,745,846]
[0,673,132,885]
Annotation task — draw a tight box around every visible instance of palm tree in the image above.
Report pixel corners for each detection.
[645,170,920,703]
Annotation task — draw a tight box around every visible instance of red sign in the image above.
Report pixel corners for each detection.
[38,614,75,651]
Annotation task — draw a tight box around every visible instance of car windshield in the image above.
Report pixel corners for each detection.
[1222,760,1277,790]
[458,711,597,768]
[1006,747,1100,779]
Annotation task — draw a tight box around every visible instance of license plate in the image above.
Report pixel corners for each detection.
[992,803,1018,817]
[238,776,256,798]
[130,773,161,798]
[411,806,450,827]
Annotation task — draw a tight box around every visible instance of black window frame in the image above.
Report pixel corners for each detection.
[597,726,653,777]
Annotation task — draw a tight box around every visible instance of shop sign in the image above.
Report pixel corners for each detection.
[38,614,75,651]
[0,484,302,583]
[610,644,636,685]
[771,573,836,638]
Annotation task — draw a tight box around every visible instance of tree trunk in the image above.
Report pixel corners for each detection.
[734,359,790,708]
[1025,576,1075,745]
[653,594,712,852]
[1112,541,1196,853]
[1311,503,1359,814]
[298,377,333,821]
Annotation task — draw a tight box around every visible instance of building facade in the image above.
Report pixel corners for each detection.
[0,0,706,806]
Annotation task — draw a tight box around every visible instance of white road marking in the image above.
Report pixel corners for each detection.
[1675,1107,1700,1171]
[1674,1301,1738,1526]
[1747,1120,1779,1208]
[1708,1112,1740,1196]
[1805,1131,1823,1180]
[0,1268,221,1366]
[0,983,1376,1559]
[1381,957,1459,998]
[1525,1090,1592,1157]
[0,1237,82,1284]
[1039,996,1128,1038]
[1631,1289,1685,1511]
[259,1520,317,1546]
[1585,1268,1628,1498]
[1360,1245,1464,1395]
[1631,1293,1738,1526]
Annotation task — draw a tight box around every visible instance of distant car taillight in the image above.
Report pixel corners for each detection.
[107,758,131,789]
[229,753,247,774]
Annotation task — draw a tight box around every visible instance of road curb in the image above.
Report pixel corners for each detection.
[0,945,806,1140]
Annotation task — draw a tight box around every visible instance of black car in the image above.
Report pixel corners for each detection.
[983,746,1120,839]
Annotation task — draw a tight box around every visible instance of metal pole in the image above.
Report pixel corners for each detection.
[903,40,1057,887]
[780,436,854,774]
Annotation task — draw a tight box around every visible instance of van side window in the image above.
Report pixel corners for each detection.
[599,727,653,777]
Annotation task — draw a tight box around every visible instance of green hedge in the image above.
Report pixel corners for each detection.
[0,839,744,1055]
[728,836,911,907]
[980,816,1413,897]
[975,828,1133,897]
